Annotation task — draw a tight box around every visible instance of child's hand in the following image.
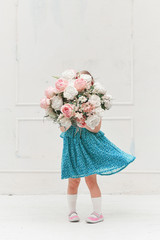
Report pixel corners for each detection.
[59,125,71,132]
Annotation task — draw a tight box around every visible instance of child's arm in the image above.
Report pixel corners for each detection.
[59,125,71,132]
[84,119,102,133]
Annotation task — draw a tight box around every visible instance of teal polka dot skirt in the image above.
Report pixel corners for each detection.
[60,125,136,179]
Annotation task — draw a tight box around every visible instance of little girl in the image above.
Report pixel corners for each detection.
[60,70,136,224]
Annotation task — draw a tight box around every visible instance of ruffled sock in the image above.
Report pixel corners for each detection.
[67,194,78,214]
[91,196,102,214]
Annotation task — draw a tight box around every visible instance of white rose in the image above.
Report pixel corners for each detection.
[59,117,72,129]
[51,95,63,110]
[63,85,78,100]
[93,82,107,94]
[78,96,87,103]
[75,112,83,119]
[85,114,101,130]
[75,105,80,111]
[88,94,101,107]
[61,69,76,80]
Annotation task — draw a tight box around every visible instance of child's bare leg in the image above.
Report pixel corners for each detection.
[85,174,101,197]
[67,177,81,194]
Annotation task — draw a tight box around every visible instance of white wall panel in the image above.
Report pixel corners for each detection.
[16,119,62,170]
[134,0,160,171]
[16,0,133,105]
[0,0,160,194]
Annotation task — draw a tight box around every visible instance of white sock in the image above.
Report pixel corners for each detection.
[67,194,77,214]
[91,196,102,214]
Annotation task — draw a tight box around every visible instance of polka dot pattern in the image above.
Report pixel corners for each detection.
[60,125,136,179]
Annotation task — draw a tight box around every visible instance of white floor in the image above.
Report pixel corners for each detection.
[0,194,159,240]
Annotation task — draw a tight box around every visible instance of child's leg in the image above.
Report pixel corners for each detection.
[85,174,102,214]
[67,178,81,214]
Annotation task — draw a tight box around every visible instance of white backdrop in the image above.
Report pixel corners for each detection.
[0,0,160,194]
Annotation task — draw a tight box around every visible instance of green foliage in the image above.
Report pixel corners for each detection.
[56,110,61,114]
[101,103,106,110]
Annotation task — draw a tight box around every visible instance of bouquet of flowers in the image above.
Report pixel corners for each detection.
[40,69,113,130]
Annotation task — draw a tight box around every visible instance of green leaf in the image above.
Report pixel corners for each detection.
[52,75,60,79]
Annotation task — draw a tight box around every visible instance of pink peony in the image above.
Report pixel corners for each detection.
[45,86,57,98]
[61,103,74,118]
[40,98,50,109]
[55,78,68,93]
[74,78,87,92]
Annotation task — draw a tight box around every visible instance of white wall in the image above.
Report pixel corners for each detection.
[0,0,160,194]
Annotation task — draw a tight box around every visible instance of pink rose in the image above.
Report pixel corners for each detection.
[74,78,87,92]
[55,78,68,93]
[45,86,57,98]
[61,103,74,118]
[76,116,87,128]
[40,98,50,109]
[81,102,95,113]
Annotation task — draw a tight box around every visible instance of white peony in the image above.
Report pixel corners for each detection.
[59,117,72,129]
[85,114,101,130]
[51,95,63,110]
[88,94,101,107]
[102,94,112,110]
[103,94,112,101]
[63,85,78,100]
[61,69,76,80]
[67,78,75,87]
[93,82,107,94]
[104,100,112,110]
[93,106,105,117]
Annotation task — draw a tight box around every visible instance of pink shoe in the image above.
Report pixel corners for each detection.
[68,211,80,222]
[86,211,104,223]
